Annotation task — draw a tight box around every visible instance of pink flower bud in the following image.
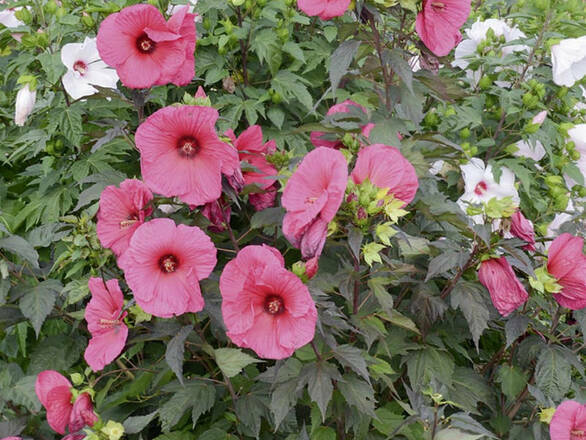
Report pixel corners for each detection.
[305,256,319,280]
[510,210,536,251]
[532,110,547,125]
[478,257,528,316]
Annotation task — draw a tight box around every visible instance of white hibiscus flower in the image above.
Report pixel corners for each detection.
[551,36,586,87]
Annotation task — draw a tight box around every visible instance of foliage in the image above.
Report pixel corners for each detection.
[0,0,585,439]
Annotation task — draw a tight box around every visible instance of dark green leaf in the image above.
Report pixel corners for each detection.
[19,280,62,337]
[535,346,571,401]
[165,325,192,385]
[450,282,490,350]
[329,40,360,95]
[337,375,376,417]
[0,235,39,268]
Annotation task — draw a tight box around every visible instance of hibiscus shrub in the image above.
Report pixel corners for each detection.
[1,0,586,439]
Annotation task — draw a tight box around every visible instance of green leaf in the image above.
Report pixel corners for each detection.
[563,162,584,186]
[435,429,483,440]
[406,347,455,390]
[305,362,340,421]
[535,346,571,401]
[59,105,83,145]
[4,375,40,412]
[235,393,264,438]
[425,251,467,281]
[445,367,493,414]
[270,380,298,429]
[379,310,420,335]
[329,40,360,95]
[283,41,306,63]
[214,348,261,378]
[38,52,66,84]
[165,325,193,384]
[337,375,376,417]
[384,49,413,94]
[450,281,490,350]
[575,309,586,338]
[368,277,394,316]
[250,207,285,229]
[27,334,86,375]
[19,280,62,337]
[190,382,216,426]
[267,108,285,130]
[0,235,39,268]
[123,411,158,434]
[333,345,369,382]
[159,388,193,432]
[310,426,336,440]
[496,365,528,400]
[505,315,529,348]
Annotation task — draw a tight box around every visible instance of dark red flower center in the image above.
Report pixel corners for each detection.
[264,295,285,315]
[474,181,488,195]
[159,254,179,273]
[99,318,121,328]
[136,33,156,54]
[119,213,139,229]
[73,60,88,75]
[431,1,446,11]
[177,136,200,158]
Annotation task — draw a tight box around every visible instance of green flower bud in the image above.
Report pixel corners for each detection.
[45,0,59,14]
[81,14,95,27]
[15,8,32,24]
[544,175,564,187]
[55,7,67,18]
[230,0,246,5]
[460,128,471,139]
[70,373,83,386]
[553,194,569,211]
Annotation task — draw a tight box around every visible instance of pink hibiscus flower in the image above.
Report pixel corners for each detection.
[282,147,348,259]
[201,198,231,233]
[311,100,375,149]
[478,257,528,316]
[119,218,217,317]
[84,278,128,372]
[548,234,586,310]
[550,400,586,440]
[297,0,351,20]
[135,105,240,207]
[351,144,419,206]
[416,0,471,57]
[220,245,317,359]
[35,371,97,435]
[509,210,535,251]
[226,125,279,211]
[96,179,153,257]
[97,4,196,88]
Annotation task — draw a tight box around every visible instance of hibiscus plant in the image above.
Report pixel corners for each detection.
[0,0,585,439]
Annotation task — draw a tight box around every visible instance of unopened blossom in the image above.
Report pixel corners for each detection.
[549,400,586,440]
[0,6,24,28]
[282,147,348,259]
[226,125,278,211]
[119,218,217,317]
[61,37,119,100]
[547,233,586,310]
[532,110,547,125]
[84,278,128,372]
[310,100,374,150]
[478,257,529,316]
[457,158,519,221]
[97,4,196,88]
[297,0,351,20]
[220,245,317,359]
[416,0,471,57]
[96,179,153,258]
[510,210,536,251]
[14,83,35,126]
[551,36,586,87]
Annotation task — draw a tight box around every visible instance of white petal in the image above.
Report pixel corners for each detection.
[14,84,36,126]
[0,9,24,28]
[460,158,486,193]
[568,124,586,152]
[78,37,100,63]
[62,70,98,100]
[453,39,477,70]
[85,63,119,89]
[61,42,83,69]
[514,140,546,161]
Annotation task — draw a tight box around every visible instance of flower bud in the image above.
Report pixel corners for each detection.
[14,83,36,126]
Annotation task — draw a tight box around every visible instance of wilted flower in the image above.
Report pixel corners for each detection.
[14,83,35,126]
[551,36,586,87]
[547,233,586,310]
[97,4,196,88]
[35,371,97,435]
[297,0,351,20]
[84,278,128,372]
[96,179,153,258]
[119,218,217,317]
[478,257,529,316]
[282,147,348,259]
[61,37,119,100]
[549,400,586,440]
[220,245,317,359]
[416,0,471,57]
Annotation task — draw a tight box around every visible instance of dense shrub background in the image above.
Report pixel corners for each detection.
[0,0,585,438]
